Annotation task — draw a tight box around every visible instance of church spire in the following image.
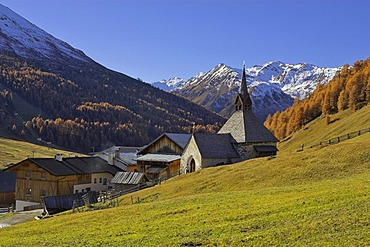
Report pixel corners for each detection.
[235,62,252,111]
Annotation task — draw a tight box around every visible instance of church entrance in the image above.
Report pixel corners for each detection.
[186,157,196,173]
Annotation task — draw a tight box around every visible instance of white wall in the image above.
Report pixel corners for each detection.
[15,200,40,212]
[180,136,202,174]
[73,173,114,193]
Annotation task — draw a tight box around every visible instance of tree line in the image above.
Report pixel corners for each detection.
[265,58,370,140]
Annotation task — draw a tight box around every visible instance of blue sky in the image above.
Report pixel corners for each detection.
[1,0,369,82]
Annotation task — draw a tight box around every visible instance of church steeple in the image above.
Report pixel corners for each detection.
[235,62,252,111]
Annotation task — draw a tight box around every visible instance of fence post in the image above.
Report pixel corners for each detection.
[347,134,350,140]
[337,137,340,143]
[329,140,331,145]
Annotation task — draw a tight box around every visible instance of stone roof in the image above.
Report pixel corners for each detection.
[135,153,181,163]
[110,172,148,185]
[193,133,240,159]
[218,110,278,143]
[6,157,122,176]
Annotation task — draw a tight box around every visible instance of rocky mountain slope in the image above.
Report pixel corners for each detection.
[155,62,340,120]
[0,4,224,153]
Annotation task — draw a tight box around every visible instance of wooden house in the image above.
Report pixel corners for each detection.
[181,64,278,173]
[4,155,121,211]
[136,133,191,180]
[0,171,15,207]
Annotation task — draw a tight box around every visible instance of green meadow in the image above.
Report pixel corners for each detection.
[0,138,81,169]
[0,106,369,246]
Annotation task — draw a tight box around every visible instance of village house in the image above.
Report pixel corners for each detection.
[181,64,278,173]
[135,133,191,180]
[4,155,121,211]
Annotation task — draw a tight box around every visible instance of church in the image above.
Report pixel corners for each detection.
[181,64,278,173]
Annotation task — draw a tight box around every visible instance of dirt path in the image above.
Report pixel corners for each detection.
[0,209,43,227]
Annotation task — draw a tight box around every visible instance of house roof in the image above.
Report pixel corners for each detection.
[110,172,148,185]
[138,133,191,154]
[0,171,15,192]
[6,156,122,176]
[146,166,167,174]
[135,153,181,163]
[218,110,278,143]
[193,133,240,159]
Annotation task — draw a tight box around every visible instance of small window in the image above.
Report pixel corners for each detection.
[103,178,107,185]
[75,190,79,194]
[82,189,85,193]
[99,178,102,183]
[26,188,32,196]
[94,178,97,184]
[41,172,47,180]
[26,172,31,179]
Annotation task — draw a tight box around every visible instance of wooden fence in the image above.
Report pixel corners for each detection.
[308,127,370,149]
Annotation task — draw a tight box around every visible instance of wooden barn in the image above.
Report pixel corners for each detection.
[4,155,121,211]
[136,133,191,180]
[0,171,15,207]
[181,64,278,173]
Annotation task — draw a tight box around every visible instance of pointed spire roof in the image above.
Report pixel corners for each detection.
[218,110,278,143]
[218,63,278,143]
[235,63,252,111]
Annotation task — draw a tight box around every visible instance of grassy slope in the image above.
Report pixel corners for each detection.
[1,107,370,246]
[0,137,78,169]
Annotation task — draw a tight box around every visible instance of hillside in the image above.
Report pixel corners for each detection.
[0,5,225,153]
[0,137,78,169]
[1,107,370,246]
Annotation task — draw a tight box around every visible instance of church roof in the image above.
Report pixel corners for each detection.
[193,133,240,159]
[218,110,278,143]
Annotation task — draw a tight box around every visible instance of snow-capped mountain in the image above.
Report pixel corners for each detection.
[0,4,92,65]
[167,62,340,120]
[152,77,186,91]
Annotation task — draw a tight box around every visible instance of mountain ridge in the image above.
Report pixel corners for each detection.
[0,4,224,153]
[153,62,340,120]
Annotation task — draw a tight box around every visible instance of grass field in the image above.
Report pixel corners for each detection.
[0,137,80,169]
[1,111,370,246]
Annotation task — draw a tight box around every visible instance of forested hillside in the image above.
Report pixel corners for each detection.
[0,54,224,152]
[265,58,370,140]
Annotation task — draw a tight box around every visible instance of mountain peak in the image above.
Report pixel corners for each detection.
[0,4,90,64]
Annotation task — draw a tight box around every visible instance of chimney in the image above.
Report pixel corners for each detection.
[55,154,63,162]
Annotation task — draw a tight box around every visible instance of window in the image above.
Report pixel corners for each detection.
[82,189,85,193]
[103,178,107,185]
[26,172,31,179]
[94,178,97,184]
[99,178,102,183]
[41,172,47,180]
[26,188,32,196]
[75,190,79,194]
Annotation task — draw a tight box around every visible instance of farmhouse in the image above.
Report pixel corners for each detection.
[4,155,121,211]
[181,64,278,172]
[135,133,191,180]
